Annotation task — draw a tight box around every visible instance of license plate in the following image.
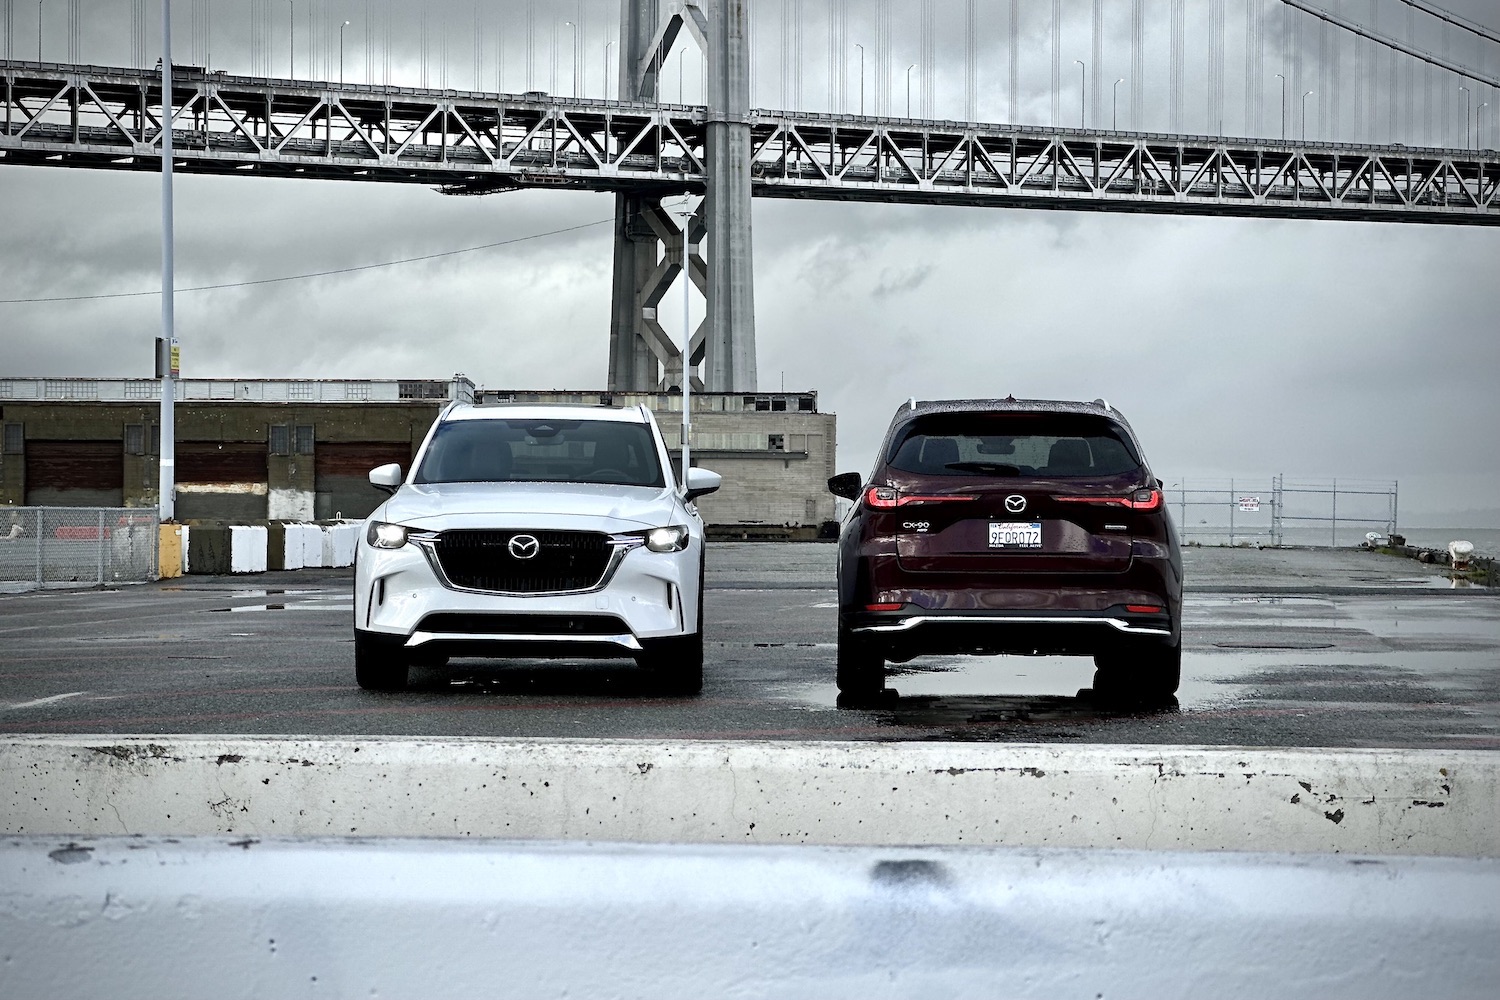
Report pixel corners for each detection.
[989,522,1042,548]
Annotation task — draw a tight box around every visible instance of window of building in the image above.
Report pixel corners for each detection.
[269,424,290,456]
[771,398,787,412]
[294,425,315,455]
[124,381,157,400]
[399,381,448,400]
[798,396,815,411]
[754,397,771,411]
[287,383,316,400]
[344,383,371,400]
[124,424,145,455]
[2,423,23,454]
[768,434,785,452]
[149,424,159,456]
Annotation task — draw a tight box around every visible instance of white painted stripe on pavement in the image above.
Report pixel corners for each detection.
[3,692,86,711]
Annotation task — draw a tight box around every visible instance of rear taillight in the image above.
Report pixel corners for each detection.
[864,487,976,510]
[1126,604,1164,613]
[1053,488,1163,511]
[865,603,904,612]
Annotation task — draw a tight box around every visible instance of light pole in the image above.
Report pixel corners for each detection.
[604,40,613,98]
[1112,77,1125,131]
[905,63,915,117]
[36,0,42,60]
[858,42,870,115]
[563,20,577,97]
[1074,59,1086,127]
[678,49,685,103]
[1275,72,1287,139]
[1480,103,1491,150]
[1301,91,1314,141]
[159,0,177,523]
[287,0,294,78]
[338,20,349,85]
[1459,86,1471,148]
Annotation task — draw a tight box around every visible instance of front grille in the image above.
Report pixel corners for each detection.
[416,613,629,636]
[431,529,614,593]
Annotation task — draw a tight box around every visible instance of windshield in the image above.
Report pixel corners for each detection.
[887,413,1143,478]
[414,417,665,488]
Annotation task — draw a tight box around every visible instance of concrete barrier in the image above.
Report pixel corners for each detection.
[296,522,325,567]
[228,525,267,574]
[321,522,359,568]
[3,737,1495,857]
[3,834,1496,1000]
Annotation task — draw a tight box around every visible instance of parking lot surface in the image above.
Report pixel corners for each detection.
[1,545,1495,747]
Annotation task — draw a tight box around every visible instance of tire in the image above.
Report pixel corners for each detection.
[637,630,704,696]
[1092,639,1181,702]
[354,631,410,692]
[836,624,885,702]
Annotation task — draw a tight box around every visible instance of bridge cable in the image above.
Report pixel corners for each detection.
[1396,0,1500,46]
[0,217,616,306]
[1277,0,1499,89]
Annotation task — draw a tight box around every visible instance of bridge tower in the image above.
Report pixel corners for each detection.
[608,0,758,393]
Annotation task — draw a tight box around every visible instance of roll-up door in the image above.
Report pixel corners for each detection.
[175,443,269,522]
[24,441,124,506]
[315,442,414,520]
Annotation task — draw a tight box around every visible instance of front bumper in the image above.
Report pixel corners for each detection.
[355,534,699,653]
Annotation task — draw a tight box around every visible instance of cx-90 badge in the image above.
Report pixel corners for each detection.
[507,534,541,560]
[1004,495,1027,513]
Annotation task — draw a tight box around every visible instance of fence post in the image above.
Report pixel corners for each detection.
[1331,478,1338,547]
[1229,479,1235,546]
[1180,478,1187,533]
[96,509,106,585]
[34,509,43,588]
[1272,475,1283,546]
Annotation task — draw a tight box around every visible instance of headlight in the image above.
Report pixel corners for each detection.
[644,525,690,553]
[367,521,409,549]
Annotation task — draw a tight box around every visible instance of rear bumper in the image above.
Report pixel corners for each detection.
[845,608,1174,659]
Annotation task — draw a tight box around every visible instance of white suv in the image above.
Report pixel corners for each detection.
[353,402,720,695]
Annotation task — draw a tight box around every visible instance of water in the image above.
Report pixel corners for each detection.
[1178,525,1500,557]
[1393,528,1500,558]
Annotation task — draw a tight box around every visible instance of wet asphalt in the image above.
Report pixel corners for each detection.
[1,545,1496,748]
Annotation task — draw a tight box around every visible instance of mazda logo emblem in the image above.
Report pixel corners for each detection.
[507,534,541,560]
[1004,494,1027,513]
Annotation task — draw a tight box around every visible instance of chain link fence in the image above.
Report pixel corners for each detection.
[0,508,159,592]
[1162,477,1399,547]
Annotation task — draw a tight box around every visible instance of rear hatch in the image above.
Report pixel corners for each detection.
[879,411,1154,576]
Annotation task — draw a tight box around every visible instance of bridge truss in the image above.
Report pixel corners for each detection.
[4,61,1497,226]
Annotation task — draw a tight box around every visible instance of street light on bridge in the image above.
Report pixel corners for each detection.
[858,42,870,115]
[287,1,295,79]
[1112,77,1125,131]
[1481,103,1491,151]
[906,63,916,118]
[1459,86,1471,148]
[1301,91,1314,141]
[604,40,614,99]
[338,20,350,85]
[564,20,578,97]
[37,0,42,61]
[1074,59,1086,128]
[1275,73,1287,139]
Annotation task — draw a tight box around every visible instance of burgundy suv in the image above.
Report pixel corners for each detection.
[828,398,1182,702]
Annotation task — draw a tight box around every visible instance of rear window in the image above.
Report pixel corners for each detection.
[886,413,1142,478]
[415,418,664,488]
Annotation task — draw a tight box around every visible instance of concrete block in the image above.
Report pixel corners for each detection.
[2,738,1496,858]
[296,524,325,568]
[157,524,184,580]
[322,523,358,568]
[185,526,231,575]
[229,526,267,574]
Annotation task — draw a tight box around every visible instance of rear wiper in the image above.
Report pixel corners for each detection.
[944,462,1020,476]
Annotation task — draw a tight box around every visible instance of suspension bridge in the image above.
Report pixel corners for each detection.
[2,0,1497,394]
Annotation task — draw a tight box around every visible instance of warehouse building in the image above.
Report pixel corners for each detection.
[0,376,838,537]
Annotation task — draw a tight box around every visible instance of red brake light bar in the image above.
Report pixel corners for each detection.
[864,487,978,509]
[1052,488,1163,511]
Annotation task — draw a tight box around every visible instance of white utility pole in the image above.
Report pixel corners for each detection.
[158,0,176,522]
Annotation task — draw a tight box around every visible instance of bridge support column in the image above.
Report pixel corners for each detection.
[608,0,756,393]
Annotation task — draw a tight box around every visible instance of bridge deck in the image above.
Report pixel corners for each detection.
[3,61,1497,225]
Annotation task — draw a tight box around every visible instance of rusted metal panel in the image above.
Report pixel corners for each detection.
[177,443,268,485]
[313,442,413,481]
[23,440,123,492]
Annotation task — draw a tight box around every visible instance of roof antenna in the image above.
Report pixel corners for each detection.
[906,396,917,410]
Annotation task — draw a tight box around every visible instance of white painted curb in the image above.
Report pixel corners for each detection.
[3,737,1495,856]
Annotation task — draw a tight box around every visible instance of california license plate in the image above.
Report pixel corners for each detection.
[989,522,1042,548]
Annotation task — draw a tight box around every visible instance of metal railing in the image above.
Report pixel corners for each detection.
[1163,476,1398,547]
[0,507,158,591]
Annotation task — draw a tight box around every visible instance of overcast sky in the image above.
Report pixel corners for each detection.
[2,1,1498,523]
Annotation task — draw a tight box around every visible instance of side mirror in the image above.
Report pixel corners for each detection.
[684,467,722,502]
[827,472,862,500]
[369,463,403,495]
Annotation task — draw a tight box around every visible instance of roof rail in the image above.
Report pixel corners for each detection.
[1092,398,1113,412]
[906,396,917,411]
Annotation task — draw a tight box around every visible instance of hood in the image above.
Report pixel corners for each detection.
[379,481,681,530]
